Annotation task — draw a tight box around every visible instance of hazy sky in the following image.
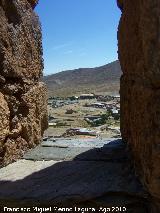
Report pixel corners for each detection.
[35,0,121,75]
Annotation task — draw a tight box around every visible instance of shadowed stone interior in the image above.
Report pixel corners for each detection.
[118,0,160,211]
[0,0,159,211]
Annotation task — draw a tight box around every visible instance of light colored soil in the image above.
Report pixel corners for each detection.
[45,99,120,139]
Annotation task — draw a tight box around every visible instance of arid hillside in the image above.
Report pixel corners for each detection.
[43,60,122,97]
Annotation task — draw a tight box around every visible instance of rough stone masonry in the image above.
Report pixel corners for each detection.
[0,0,160,211]
[118,0,160,211]
[0,0,48,166]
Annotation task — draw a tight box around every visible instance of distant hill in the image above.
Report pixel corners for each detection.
[43,60,122,97]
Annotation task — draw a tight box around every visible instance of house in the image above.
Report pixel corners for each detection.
[48,122,57,127]
[79,93,95,100]
[113,95,120,101]
[96,95,113,102]
[84,102,106,109]
[65,128,98,136]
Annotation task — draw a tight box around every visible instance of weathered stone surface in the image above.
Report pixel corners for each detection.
[3,137,29,166]
[0,92,10,164]
[0,93,10,143]
[20,82,48,147]
[24,139,128,162]
[0,0,43,79]
[0,0,48,166]
[0,140,148,211]
[27,0,39,9]
[117,0,123,11]
[0,160,148,211]
[41,138,121,148]
[118,0,160,211]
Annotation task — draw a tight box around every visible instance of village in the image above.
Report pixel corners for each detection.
[44,93,121,145]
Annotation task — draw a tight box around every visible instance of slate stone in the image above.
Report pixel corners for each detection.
[41,138,120,148]
[24,139,128,162]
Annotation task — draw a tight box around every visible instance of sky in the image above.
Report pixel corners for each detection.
[35,0,121,75]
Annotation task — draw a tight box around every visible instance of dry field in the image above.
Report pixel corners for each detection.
[44,99,120,139]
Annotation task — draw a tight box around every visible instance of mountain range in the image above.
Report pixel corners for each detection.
[43,60,122,97]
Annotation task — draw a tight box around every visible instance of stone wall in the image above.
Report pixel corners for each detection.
[117,0,160,211]
[0,0,48,166]
[1,0,159,210]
